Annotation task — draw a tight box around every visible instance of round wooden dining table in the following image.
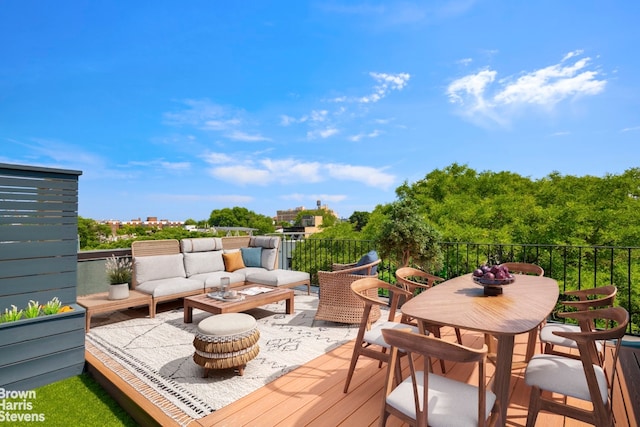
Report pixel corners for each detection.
[401,273,559,427]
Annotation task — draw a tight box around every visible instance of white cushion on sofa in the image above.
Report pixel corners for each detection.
[261,248,277,270]
[135,277,203,297]
[199,271,245,288]
[246,270,310,287]
[183,251,225,277]
[250,236,280,249]
[181,237,223,253]
[134,253,186,284]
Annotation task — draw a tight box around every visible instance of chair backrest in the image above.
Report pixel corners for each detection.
[381,328,492,427]
[561,285,617,311]
[395,267,444,293]
[500,262,544,276]
[553,307,629,409]
[350,277,412,323]
[332,258,381,275]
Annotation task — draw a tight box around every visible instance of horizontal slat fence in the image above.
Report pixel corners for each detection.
[0,163,85,390]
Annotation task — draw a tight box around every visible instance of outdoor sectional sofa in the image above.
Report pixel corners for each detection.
[131,236,310,314]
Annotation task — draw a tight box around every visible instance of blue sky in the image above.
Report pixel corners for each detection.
[2,1,639,222]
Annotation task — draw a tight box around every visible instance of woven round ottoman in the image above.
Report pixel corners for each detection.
[193,313,260,377]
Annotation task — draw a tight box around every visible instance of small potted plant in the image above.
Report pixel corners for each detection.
[105,255,132,300]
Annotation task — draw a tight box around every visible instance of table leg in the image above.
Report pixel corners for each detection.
[85,312,92,333]
[285,295,294,314]
[184,304,193,323]
[494,335,515,427]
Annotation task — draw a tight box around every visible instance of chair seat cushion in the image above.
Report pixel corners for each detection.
[525,354,608,403]
[540,324,604,352]
[386,371,496,427]
[365,321,419,347]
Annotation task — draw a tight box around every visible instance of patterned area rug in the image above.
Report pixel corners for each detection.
[86,293,381,426]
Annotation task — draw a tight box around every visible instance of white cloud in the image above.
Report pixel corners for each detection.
[159,161,191,171]
[325,163,395,189]
[307,127,339,139]
[202,152,232,164]
[210,165,271,185]
[226,131,271,142]
[359,72,411,103]
[164,99,238,130]
[447,51,606,126]
[205,156,395,190]
[349,129,382,142]
[621,126,640,133]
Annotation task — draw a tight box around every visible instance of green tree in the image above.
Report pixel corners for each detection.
[374,196,443,270]
[208,207,275,235]
[77,217,112,249]
[349,211,370,232]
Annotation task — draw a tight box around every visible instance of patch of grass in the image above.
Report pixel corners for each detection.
[3,374,137,427]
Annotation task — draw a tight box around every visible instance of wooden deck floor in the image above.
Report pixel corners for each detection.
[86,316,639,427]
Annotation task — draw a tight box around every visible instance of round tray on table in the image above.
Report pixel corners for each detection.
[472,275,515,296]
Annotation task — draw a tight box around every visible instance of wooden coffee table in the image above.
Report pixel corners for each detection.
[183,286,295,323]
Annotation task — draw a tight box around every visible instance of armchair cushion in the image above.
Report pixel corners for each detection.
[354,250,379,275]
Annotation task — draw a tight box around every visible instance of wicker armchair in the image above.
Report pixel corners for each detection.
[314,255,382,326]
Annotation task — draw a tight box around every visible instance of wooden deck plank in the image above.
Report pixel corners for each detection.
[86,320,637,427]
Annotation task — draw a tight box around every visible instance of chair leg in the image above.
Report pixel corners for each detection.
[344,345,361,393]
[431,327,447,373]
[454,327,463,344]
[526,386,542,427]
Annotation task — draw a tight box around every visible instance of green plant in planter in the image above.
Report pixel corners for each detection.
[105,255,132,285]
[42,297,63,315]
[1,305,23,323]
[24,300,41,318]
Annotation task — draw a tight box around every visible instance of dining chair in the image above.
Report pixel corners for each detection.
[395,267,463,373]
[524,306,629,427]
[540,285,617,363]
[314,251,382,326]
[343,277,416,393]
[379,328,500,427]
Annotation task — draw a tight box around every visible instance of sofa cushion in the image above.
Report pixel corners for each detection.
[354,250,379,275]
[261,248,278,270]
[246,270,310,287]
[250,236,280,249]
[183,251,225,277]
[223,251,246,272]
[134,253,186,283]
[181,237,223,253]
[196,271,245,288]
[241,247,262,267]
[135,277,203,297]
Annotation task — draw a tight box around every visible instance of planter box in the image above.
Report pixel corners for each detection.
[0,304,86,391]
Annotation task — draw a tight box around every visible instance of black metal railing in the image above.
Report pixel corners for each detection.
[279,236,639,335]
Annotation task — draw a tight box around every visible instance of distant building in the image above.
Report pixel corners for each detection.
[275,200,338,224]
